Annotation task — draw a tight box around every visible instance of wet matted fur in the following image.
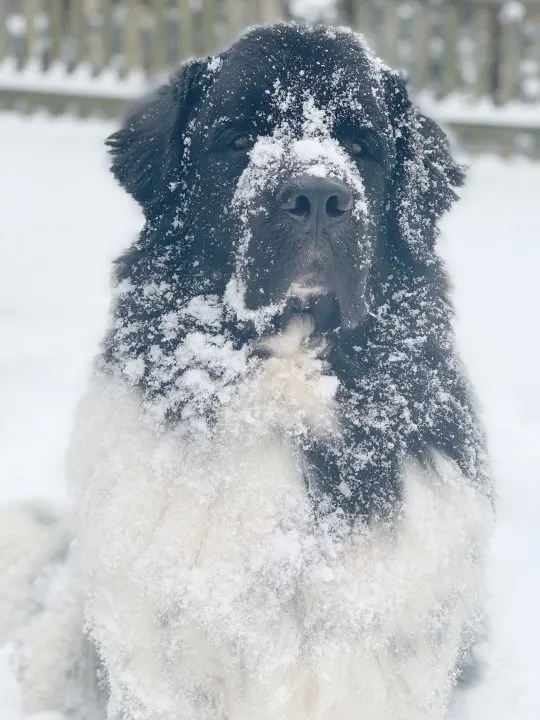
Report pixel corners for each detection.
[4,23,494,720]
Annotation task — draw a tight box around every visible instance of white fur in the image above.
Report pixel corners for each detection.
[65,330,493,720]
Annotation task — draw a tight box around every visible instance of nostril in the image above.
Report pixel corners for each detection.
[326,193,353,218]
[326,195,343,218]
[287,194,311,218]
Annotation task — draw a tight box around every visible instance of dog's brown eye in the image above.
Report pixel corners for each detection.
[231,134,254,151]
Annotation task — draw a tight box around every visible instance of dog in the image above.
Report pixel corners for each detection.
[1,23,494,720]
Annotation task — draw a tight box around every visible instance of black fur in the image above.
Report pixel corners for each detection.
[103,24,491,520]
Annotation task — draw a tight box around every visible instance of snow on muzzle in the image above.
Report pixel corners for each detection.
[227,119,373,333]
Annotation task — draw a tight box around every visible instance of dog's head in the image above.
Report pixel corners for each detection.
[107,24,463,337]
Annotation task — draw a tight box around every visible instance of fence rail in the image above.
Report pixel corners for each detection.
[1,1,540,155]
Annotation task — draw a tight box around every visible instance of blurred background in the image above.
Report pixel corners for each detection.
[0,0,539,155]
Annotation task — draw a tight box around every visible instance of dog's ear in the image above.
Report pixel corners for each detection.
[385,71,466,264]
[106,59,208,213]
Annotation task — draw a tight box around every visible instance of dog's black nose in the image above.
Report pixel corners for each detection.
[277,176,353,227]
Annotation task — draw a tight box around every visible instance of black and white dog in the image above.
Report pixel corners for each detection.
[1,23,493,720]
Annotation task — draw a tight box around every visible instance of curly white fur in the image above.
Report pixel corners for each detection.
[60,323,493,720]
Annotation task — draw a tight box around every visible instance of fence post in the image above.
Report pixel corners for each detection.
[259,0,282,24]
[350,1,374,48]
[202,0,217,55]
[100,0,115,74]
[178,0,194,60]
[441,0,460,97]
[498,3,524,103]
[0,0,8,64]
[473,5,492,98]
[226,0,244,46]
[22,0,36,68]
[383,3,400,70]
[410,1,430,92]
[150,0,167,74]
[72,0,88,69]
[47,0,63,68]
[124,0,142,74]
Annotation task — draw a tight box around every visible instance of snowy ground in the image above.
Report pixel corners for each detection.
[0,112,539,719]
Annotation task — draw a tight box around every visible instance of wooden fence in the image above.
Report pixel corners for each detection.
[1,0,539,155]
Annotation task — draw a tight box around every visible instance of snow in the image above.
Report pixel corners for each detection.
[0,60,151,100]
[420,94,540,130]
[232,93,369,218]
[0,112,141,506]
[0,113,539,718]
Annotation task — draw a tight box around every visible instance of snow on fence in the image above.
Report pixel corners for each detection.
[0,0,539,155]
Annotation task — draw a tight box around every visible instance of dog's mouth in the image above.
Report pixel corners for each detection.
[280,280,340,334]
[249,282,340,360]
[279,292,339,335]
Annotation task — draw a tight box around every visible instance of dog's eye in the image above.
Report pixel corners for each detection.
[230,134,255,151]
[344,132,380,162]
[350,141,367,157]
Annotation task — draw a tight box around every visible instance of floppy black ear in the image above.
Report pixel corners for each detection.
[106,59,208,213]
[386,71,466,264]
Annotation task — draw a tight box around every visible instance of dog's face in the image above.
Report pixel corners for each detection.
[108,25,463,339]
[186,28,394,331]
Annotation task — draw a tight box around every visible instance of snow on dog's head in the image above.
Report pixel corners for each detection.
[104,23,465,427]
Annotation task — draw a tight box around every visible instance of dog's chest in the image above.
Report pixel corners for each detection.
[131,351,341,606]
[72,351,339,599]
[70,359,491,719]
